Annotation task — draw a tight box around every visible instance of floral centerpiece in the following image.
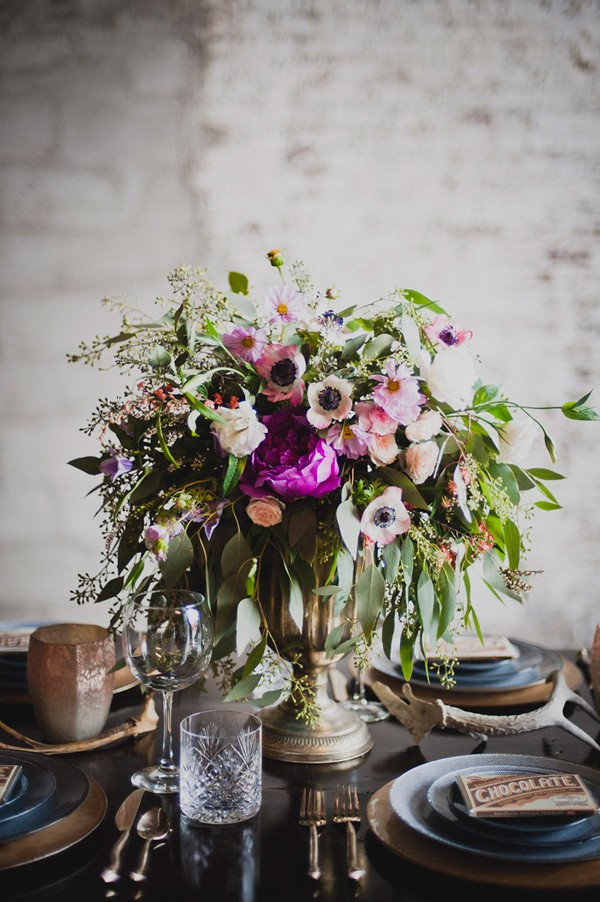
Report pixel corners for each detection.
[68,250,597,727]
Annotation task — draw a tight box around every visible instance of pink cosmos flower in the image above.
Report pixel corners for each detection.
[222,325,268,363]
[265,285,305,323]
[255,344,306,405]
[360,486,411,547]
[246,496,285,527]
[424,314,473,348]
[326,421,369,459]
[371,360,425,425]
[307,375,353,429]
[354,401,398,436]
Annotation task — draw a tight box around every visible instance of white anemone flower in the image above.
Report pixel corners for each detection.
[359,486,411,546]
[426,346,477,410]
[306,375,353,429]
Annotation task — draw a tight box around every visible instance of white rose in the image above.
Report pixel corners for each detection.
[403,441,439,484]
[405,409,443,442]
[497,416,538,465]
[426,347,476,410]
[211,401,267,457]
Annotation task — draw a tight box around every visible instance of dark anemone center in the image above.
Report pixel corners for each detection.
[439,325,459,346]
[373,505,395,528]
[270,358,298,387]
[318,386,342,411]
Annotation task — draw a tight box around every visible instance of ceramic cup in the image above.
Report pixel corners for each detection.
[26,623,116,742]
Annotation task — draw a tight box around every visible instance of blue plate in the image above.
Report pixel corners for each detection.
[389,753,600,863]
[427,766,600,846]
[0,757,56,830]
[0,750,89,842]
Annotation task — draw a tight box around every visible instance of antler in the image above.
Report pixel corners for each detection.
[0,691,158,755]
[371,671,600,750]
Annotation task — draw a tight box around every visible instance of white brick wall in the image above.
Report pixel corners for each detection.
[0,0,599,651]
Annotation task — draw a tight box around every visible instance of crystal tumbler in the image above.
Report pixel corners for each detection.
[180,709,262,825]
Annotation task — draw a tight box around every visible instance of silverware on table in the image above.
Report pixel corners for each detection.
[100,788,145,883]
[334,784,366,882]
[130,806,170,882]
[298,787,326,881]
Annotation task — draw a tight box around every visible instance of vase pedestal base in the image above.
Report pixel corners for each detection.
[259,696,373,764]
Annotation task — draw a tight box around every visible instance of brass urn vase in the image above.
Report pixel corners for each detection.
[257,549,373,764]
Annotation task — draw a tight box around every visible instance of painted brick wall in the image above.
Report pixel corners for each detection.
[0,0,598,649]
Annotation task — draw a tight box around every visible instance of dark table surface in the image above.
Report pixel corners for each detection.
[2,651,600,902]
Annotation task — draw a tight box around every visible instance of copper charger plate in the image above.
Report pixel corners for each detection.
[366,779,600,889]
[0,776,106,870]
[0,663,140,705]
[360,657,582,709]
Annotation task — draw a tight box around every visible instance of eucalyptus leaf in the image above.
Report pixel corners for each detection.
[336,498,361,559]
[355,564,385,638]
[400,536,414,585]
[148,346,172,369]
[527,467,565,481]
[503,519,521,570]
[380,468,428,509]
[249,689,284,708]
[416,570,434,638]
[223,673,262,702]
[67,456,103,475]
[228,271,249,295]
[241,635,267,678]
[473,384,499,406]
[159,531,194,589]
[381,608,396,660]
[400,312,421,361]
[361,333,395,361]
[340,334,366,361]
[381,540,401,582]
[235,597,262,657]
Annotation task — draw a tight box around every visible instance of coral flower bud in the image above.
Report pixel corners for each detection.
[267,248,284,268]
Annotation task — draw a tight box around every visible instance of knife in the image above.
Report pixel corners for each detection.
[100,788,145,883]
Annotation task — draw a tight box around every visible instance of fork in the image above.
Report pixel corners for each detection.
[334,784,366,882]
[299,787,326,880]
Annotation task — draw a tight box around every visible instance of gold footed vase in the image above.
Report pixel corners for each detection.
[258,553,373,764]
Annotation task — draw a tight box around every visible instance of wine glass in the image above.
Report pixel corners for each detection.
[122,587,214,793]
[340,661,390,723]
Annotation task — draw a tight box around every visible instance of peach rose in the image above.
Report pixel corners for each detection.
[246,496,285,527]
[403,441,439,484]
[367,433,399,467]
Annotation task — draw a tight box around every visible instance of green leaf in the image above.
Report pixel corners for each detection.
[488,461,520,505]
[315,585,343,597]
[509,465,536,490]
[437,571,456,639]
[228,271,249,295]
[482,551,522,601]
[543,430,559,463]
[535,500,562,511]
[562,405,600,421]
[67,456,103,475]
[473,384,499,406]
[336,498,361,559]
[148,346,172,369]
[223,673,262,702]
[130,469,162,503]
[221,533,253,581]
[157,412,179,468]
[159,531,194,588]
[340,334,366,361]
[355,564,385,639]
[381,609,396,660]
[485,403,512,422]
[401,289,447,316]
[503,519,521,570]
[324,624,345,656]
[249,688,284,708]
[400,536,414,585]
[527,468,565,481]
[361,333,395,361]
[380,468,428,509]
[223,454,246,496]
[400,312,421,360]
[416,570,434,638]
[95,576,124,603]
[241,635,267,679]
[381,540,401,582]
[184,393,227,423]
[399,630,415,681]
[235,597,261,656]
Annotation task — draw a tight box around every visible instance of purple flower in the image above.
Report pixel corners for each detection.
[240,409,340,502]
[100,452,134,482]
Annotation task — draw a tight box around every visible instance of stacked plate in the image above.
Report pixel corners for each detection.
[0,749,106,869]
[371,636,563,695]
[387,753,600,864]
[0,622,55,697]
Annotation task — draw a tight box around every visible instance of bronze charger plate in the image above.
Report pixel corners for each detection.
[367,778,600,889]
[0,776,106,870]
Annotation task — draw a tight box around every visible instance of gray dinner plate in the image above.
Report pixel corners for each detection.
[427,764,600,846]
[389,753,600,863]
[374,638,561,694]
[0,756,57,829]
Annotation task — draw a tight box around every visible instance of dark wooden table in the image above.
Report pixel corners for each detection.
[2,652,600,902]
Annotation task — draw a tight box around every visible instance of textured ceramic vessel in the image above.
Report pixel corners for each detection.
[27,623,116,742]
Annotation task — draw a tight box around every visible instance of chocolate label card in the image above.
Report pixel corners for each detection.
[456,772,599,818]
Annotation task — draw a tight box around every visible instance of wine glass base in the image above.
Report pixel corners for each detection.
[340,698,390,723]
[131,765,179,794]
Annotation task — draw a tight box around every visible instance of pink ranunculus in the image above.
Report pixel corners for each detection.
[240,409,340,502]
[367,433,399,467]
[403,441,439,485]
[246,496,285,527]
[354,401,399,436]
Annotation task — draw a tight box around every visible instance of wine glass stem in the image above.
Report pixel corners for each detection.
[353,668,366,702]
[159,690,175,772]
